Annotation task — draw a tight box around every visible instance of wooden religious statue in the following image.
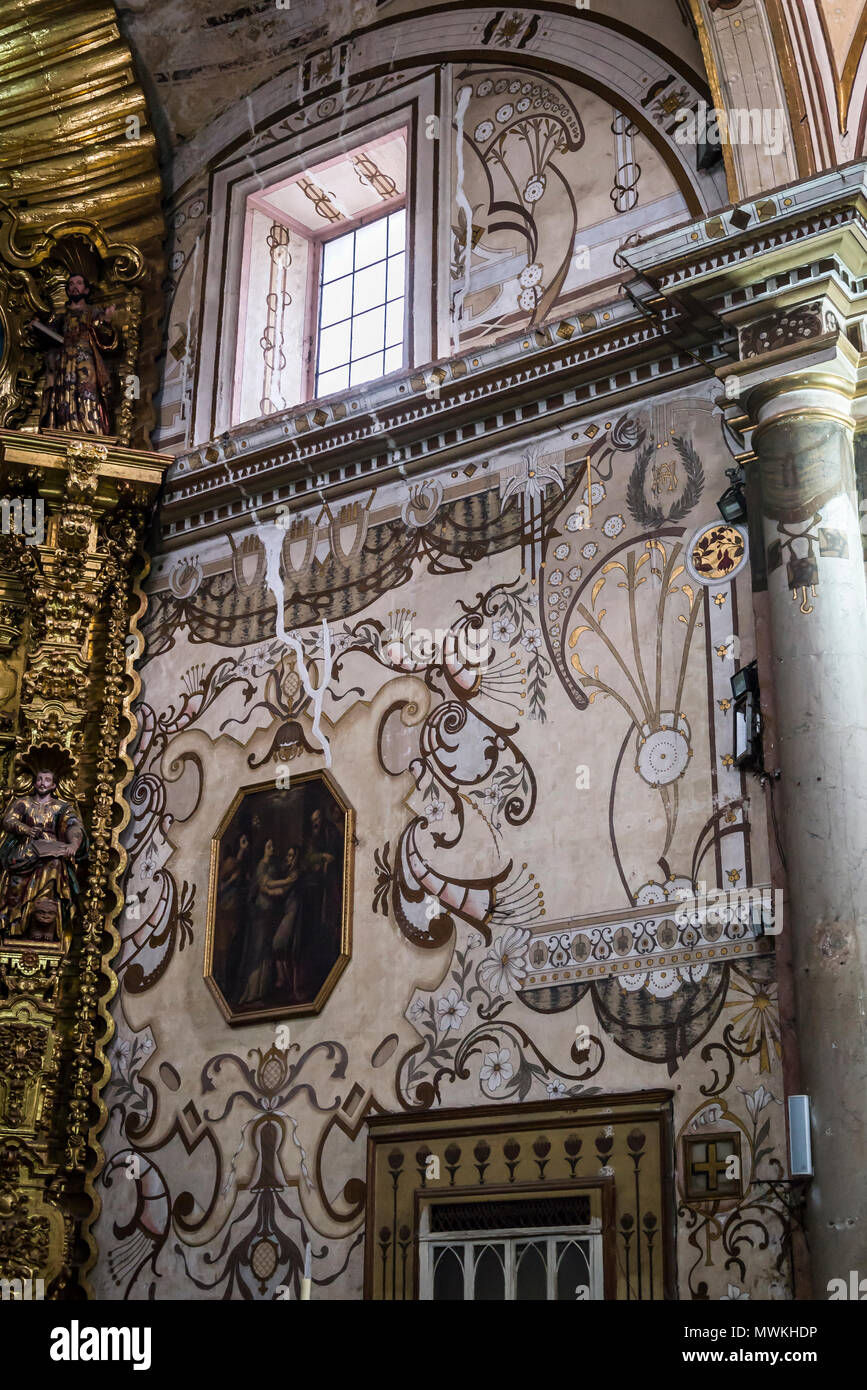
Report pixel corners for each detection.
[30,272,121,435]
[0,764,85,944]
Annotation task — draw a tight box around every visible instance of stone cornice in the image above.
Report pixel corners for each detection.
[160,161,867,551]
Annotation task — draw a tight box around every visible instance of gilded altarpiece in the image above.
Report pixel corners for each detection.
[0,213,169,1295]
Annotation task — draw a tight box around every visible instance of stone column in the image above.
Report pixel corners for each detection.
[749,378,867,1291]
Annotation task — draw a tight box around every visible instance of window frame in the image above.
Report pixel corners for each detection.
[418,1210,604,1301]
[232,131,410,425]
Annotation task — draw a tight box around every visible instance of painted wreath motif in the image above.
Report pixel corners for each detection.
[626,435,705,529]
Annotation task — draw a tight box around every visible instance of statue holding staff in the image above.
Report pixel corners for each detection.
[0,765,85,944]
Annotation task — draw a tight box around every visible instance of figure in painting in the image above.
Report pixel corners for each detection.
[272,847,301,992]
[301,806,343,993]
[213,832,250,987]
[0,767,85,944]
[31,273,120,435]
[237,840,302,1006]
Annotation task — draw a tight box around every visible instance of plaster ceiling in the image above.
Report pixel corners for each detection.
[116,0,703,161]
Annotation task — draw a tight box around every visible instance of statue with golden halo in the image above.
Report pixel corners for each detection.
[0,748,85,945]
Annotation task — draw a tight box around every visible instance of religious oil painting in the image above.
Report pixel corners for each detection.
[205,771,353,1025]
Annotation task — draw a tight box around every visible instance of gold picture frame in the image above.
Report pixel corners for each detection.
[204,769,354,1026]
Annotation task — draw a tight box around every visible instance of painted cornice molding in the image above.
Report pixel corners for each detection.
[161,160,867,550]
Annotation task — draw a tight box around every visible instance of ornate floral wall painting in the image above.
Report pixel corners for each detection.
[204,771,353,1024]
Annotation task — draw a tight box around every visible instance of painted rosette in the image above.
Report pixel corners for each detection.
[634,712,692,787]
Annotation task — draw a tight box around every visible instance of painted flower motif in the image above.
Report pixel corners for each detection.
[116,1039,131,1060]
[522,627,543,652]
[553,542,570,560]
[170,250,185,271]
[425,799,446,822]
[523,175,546,203]
[437,988,469,1032]
[737,1084,774,1121]
[566,506,590,532]
[721,1284,750,1300]
[519,286,541,311]
[546,1079,566,1099]
[409,998,427,1022]
[496,103,514,123]
[718,698,731,712]
[500,452,564,506]
[517,97,531,112]
[173,211,186,230]
[602,514,625,538]
[492,617,517,642]
[520,262,544,288]
[477,79,493,96]
[188,198,205,218]
[550,624,561,637]
[494,78,508,93]
[583,482,606,506]
[474,119,494,142]
[568,565,582,581]
[467,932,482,950]
[581,541,598,559]
[549,570,563,586]
[141,1037,154,1054]
[480,1047,513,1092]
[479,926,531,995]
[509,79,521,93]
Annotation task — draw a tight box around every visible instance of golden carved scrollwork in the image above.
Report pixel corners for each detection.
[0,424,170,1296]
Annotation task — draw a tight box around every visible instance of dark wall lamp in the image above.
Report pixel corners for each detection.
[731,659,762,771]
[717,465,747,524]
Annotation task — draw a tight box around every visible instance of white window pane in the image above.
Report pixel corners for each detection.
[515,1241,548,1301]
[320,275,353,328]
[353,260,387,314]
[387,251,405,301]
[473,1244,506,1301]
[555,1240,591,1301]
[383,344,403,374]
[316,364,349,396]
[349,353,382,386]
[317,320,351,372]
[322,232,354,283]
[385,298,404,348]
[389,207,406,253]
[354,217,387,269]
[351,304,385,360]
[432,1246,464,1301]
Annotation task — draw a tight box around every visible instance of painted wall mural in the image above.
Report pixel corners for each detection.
[92,378,796,1301]
[450,67,690,349]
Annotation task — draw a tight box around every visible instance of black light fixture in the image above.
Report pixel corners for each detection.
[731,659,761,770]
[717,465,747,524]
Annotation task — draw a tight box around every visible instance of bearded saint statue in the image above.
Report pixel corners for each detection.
[31,273,120,435]
[0,767,85,944]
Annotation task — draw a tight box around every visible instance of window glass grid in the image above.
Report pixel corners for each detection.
[421,1224,602,1301]
[315,209,405,396]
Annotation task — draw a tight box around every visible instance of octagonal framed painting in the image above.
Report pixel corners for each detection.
[204,769,354,1025]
